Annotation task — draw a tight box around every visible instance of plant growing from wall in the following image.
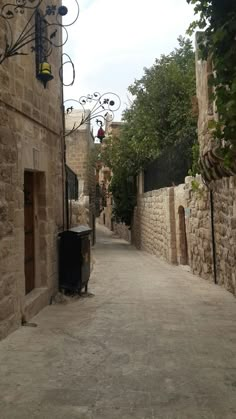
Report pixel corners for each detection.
[187,0,236,167]
[188,143,200,176]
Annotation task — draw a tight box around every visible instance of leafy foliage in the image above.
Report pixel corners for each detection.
[109,174,136,226]
[101,37,197,225]
[187,0,236,162]
[123,36,197,164]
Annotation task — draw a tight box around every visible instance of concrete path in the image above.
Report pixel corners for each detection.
[0,224,236,419]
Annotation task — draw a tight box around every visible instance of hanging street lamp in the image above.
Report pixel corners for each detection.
[96,121,106,143]
[64,92,121,141]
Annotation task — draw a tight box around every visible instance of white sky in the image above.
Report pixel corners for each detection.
[63,0,195,121]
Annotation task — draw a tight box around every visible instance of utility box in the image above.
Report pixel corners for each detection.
[58,226,92,293]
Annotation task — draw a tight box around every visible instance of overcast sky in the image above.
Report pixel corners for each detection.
[63,0,195,121]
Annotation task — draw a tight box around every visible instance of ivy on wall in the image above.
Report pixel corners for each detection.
[187,0,236,167]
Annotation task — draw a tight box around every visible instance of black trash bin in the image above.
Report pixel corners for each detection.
[58,226,92,293]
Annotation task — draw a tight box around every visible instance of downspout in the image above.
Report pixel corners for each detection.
[65,165,69,229]
[209,188,217,284]
[60,54,69,230]
[63,117,69,230]
[61,103,66,231]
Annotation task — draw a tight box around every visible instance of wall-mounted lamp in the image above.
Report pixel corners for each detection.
[37,60,54,88]
[0,0,79,89]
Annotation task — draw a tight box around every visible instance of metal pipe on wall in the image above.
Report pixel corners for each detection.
[210,188,217,285]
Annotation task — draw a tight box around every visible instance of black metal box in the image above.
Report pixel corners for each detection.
[58,226,92,293]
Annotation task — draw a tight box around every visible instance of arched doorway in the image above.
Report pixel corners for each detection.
[178,206,189,265]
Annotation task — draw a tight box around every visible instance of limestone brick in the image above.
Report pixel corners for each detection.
[65,114,96,241]
[0,5,65,340]
[131,173,236,297]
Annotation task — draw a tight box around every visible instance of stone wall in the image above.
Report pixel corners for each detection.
[113,222,131,243]
[98,194,113,230]
[195,48,214,156]
[212,177,236,294]
[0,5,64,339]
[65,113,96,243]
[131,175,236,297]
[132,187,177,264]
[66,127,91,196]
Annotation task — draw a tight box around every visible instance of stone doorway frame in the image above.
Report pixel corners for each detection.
[22,170,49,321]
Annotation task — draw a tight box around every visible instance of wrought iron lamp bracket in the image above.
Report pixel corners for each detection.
[0,0,79,64]
[64,92,121,139]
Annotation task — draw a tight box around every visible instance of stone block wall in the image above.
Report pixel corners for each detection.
[196,50,214,156]
[0,4,64,340]
[185,180,213,281]
[65,116,96,243]
[0,102,64,340]
[132,188,176,263]
[212,177,236,294]
[66,128,91,196]
[131,175,236,297]
[98,194,113,230]
[113,222,131,243]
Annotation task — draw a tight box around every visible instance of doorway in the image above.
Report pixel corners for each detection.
[178,206,188,265]
[24,171,35,294]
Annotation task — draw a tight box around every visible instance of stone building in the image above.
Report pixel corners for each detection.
[65,110,96,243]
[97,121,124,233]
[0,3,65,339]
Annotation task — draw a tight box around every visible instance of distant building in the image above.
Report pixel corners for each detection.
[65,110,96,244]
[98,121,124,231]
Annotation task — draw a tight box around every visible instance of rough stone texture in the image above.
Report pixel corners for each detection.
[98,193,113,231]
[0,224,235,419]
[70,199,89,227]
[132,188,176,264]
[0,7,64,340]
[211,177,236,295]
[195,50,215,156]
[184,178,213,281]
[65,112,96,241]
[195,38,236,179]
[113,222,131,243]
[131,174,236,297]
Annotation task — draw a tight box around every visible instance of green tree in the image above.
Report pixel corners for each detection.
[101,37,197,225]
[122,37,197,164]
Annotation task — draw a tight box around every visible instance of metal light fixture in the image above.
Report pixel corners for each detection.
[96,121,106,143]
[64,92,121,139]
[0,0,79,65]
[37,60,54,87]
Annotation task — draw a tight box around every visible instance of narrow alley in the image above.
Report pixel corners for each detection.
[0,224,235,419]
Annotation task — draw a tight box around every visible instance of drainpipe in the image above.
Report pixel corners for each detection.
[209,188,217,284]
[60,54,69,231]
[65,167,69,230]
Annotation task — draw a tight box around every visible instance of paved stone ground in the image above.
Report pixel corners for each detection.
[0,224,236,419]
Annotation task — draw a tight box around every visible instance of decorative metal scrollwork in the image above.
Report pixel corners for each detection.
[0,0,79,64]
[64,92,121,137]
[59,53,75,87]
